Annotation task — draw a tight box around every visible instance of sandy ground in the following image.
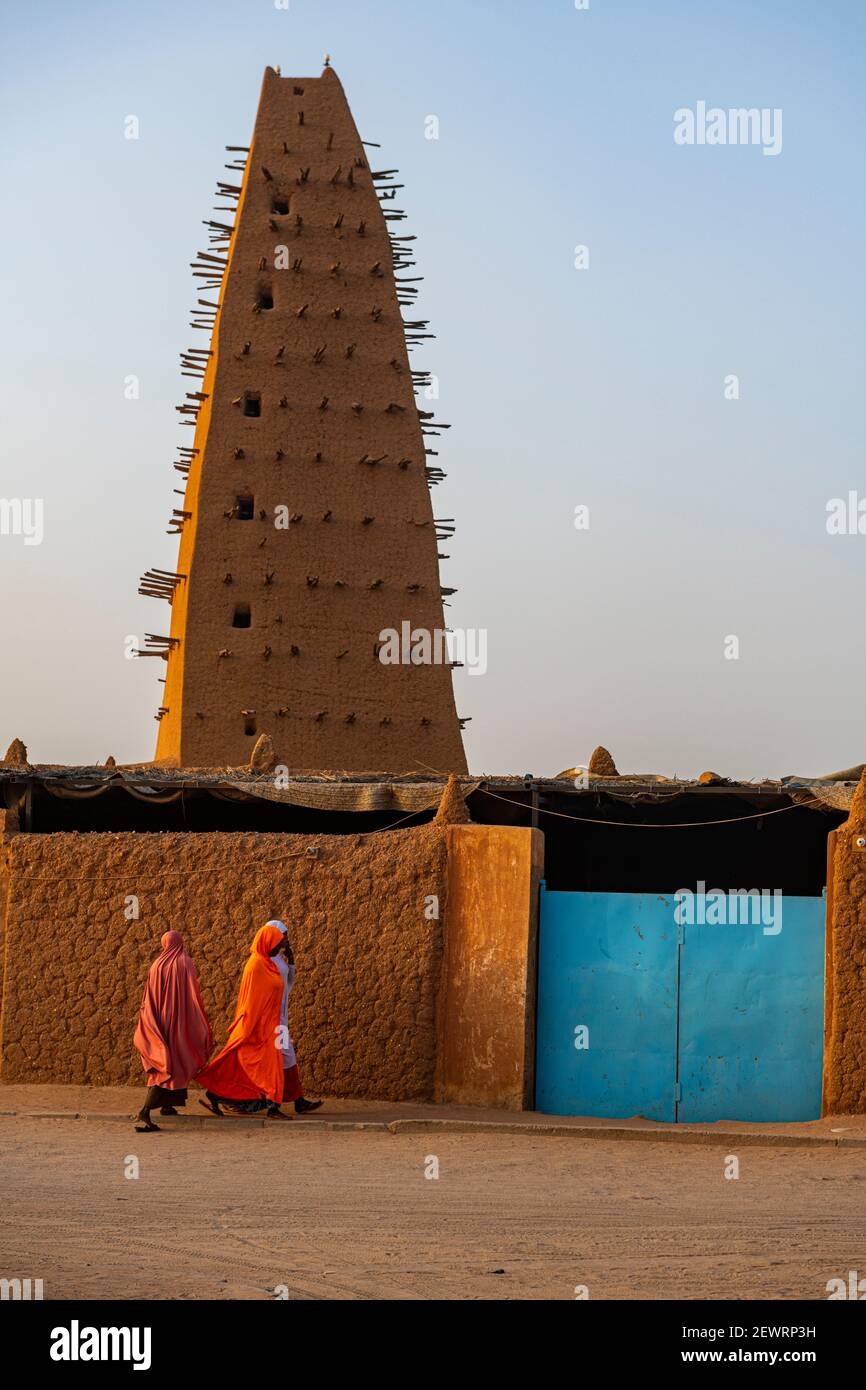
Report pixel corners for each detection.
[2,1113,865,1300]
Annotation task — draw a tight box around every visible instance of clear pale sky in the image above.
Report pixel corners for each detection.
[0,0,863,777]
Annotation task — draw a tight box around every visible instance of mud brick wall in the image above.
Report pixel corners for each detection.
[155,64,466,773]
[0,825,447,1098]
[823,771,866,1113]
[437,825,542,1110]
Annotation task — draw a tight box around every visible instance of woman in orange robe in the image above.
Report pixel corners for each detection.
[196,923,287,1117]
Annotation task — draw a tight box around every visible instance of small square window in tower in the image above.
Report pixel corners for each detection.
[242,392,261,417]
[232,602,251,628]
[235,494,254,520]
[256,285,274,311]
[244,715,257,737]
[271,196,289,216]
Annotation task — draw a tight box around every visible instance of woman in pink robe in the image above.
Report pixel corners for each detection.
[133,930,213,1132]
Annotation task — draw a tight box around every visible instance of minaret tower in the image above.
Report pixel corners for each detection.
[141,65,468,773]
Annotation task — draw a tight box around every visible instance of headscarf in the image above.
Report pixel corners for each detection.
[133,931,213,1088]
[195,923,286,1102]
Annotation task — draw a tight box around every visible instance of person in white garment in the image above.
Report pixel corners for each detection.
[265,919,323,1116]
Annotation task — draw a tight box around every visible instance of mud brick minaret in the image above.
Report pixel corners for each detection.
[142,65,467,773]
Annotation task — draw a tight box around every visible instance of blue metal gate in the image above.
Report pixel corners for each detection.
[536,885,825,1122]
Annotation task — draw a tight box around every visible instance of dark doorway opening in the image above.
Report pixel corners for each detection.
[468,786,842,898]
[18,782,438,835]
